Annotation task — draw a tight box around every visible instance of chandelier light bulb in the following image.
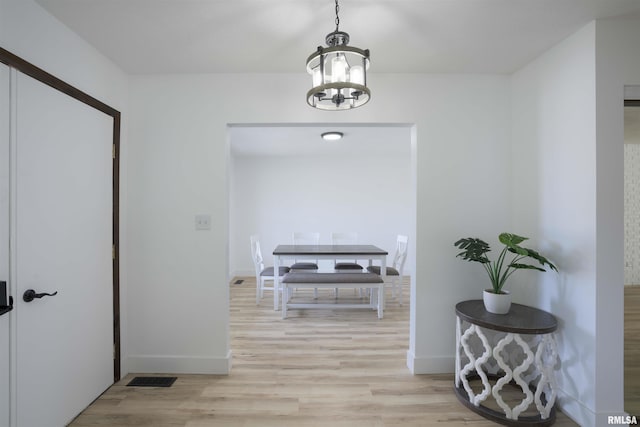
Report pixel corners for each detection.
[350,65,364,86]
[312,68,323,87]
[331,55,347,83]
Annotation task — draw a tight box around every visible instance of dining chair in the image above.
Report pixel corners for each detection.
[331,232,364,271]
[331,232,363,297]
[291,231,320,298]
[291,231,320,270]
[367,234,408,305]
[250,234,290,308]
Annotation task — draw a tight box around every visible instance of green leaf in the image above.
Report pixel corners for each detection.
[507,246,529,256]
[499,233,527,246]
[509,263,547,272]
[454,238,491,263]
[521,247,558,272]
[500,233,530,257]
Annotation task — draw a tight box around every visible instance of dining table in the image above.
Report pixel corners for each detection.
[272,244,388,311]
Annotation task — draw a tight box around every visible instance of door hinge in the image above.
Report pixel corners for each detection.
[112,144,116,159]
[113,343,116,359]
[112,244,116,260]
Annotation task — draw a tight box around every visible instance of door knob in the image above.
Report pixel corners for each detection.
[23,289,58,303]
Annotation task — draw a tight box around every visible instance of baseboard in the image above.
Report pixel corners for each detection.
[555,388,594,426]
[127,351,232,375]
[406,350,454,374]
[556,387,632,427]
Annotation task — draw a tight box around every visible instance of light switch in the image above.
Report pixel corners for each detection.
[195,214,211,230]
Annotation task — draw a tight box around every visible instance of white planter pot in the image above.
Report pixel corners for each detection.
[483,289,512,314]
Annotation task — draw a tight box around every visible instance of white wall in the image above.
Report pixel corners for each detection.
[511,22,598,426]
[510,18,640,425]
[230,148,414,278]
[0,0,128,113]
[127,72,510,374]
[594,17,640,425]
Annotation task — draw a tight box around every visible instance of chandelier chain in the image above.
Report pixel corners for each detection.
[334,0,340,31]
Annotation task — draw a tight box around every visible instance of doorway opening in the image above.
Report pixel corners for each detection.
[226,122,417,367]
[624,97,640,415]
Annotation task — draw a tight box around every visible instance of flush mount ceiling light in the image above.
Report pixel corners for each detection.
[306,0,370,111]
[321,131,344,141]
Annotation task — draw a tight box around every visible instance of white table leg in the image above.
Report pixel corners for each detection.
[380,255,387,308]
[273,255,280,311]
[281,283,288,319]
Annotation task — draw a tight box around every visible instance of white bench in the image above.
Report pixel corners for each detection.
[281,272,385,319]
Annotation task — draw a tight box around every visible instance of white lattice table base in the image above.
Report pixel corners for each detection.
[454,301,559,426]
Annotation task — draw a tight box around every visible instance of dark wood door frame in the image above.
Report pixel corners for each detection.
[0,46,121,381]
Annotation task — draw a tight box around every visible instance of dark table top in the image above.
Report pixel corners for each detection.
[455,300,557,334]
[273,244,388,256]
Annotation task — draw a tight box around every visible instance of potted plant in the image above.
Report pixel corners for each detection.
[454,233,558,314]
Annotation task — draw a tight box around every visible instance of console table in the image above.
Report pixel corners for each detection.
[454,300,558,426]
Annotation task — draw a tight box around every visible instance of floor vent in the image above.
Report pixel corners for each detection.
[234,279,244,285]
[126,376,177,387]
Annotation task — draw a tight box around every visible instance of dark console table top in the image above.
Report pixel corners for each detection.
[455,300,557,334]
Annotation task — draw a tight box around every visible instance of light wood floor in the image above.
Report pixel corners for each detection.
[626,285,640,415]
[70,278,578,426]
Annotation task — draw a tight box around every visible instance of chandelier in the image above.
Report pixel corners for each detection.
[306,0,370,110]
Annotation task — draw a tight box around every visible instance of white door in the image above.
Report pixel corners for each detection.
[14,71,114,426]
[0,63,11,427]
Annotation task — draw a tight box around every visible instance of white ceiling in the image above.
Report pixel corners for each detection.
[35,0,640,75]
[32,0,640,155]
[230,124,412,157]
